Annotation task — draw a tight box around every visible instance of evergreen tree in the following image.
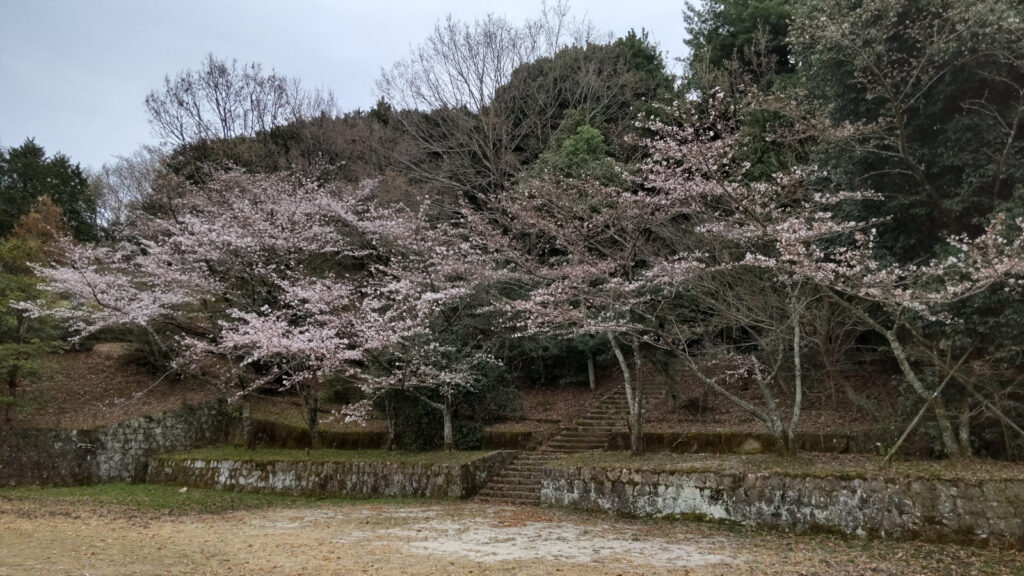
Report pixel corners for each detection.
[0,139,96,241]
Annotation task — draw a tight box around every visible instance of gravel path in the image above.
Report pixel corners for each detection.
[1,500,1020,575]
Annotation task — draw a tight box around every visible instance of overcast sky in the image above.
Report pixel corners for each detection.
[0,1,690,171]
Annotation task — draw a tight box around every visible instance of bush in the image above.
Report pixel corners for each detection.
[372,389,490,451]
[456,367,522,422]
[503,334,609,388]
[453,420,483,450]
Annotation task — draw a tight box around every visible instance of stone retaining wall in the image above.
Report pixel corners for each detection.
[252,420,549,451]
[607,430,884,455]
[0,402,228,486]
[251,419,386,450]
[541,465,1024,546]
[147,450,517,499]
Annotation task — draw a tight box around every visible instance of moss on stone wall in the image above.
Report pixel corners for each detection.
[541,458,1024,547]
[147,449,517,499]
[0,402,228,486]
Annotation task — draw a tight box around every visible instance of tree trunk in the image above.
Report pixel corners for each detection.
[608,333,643,455]
[241,399,255,450]
[384,396,396,452]
[932,397,961,459]
[827,296,963,458]
[958,402,972,458]
[751,363,786,455]
[767,408,787,456]
[786,295,803,457]
[587,353,596,391]
[442,400,454,453]
[883,349,968,464]
[883,330,961,458]
[3,364,22,425]
[305,393,320,450]
[632,342,644,456]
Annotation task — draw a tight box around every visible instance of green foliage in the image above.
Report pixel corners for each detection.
[0,341,53,385]
[321,374,366,405]
[532,120,624,185]
[0,340,58,422]
[457,369,522,423]
[162,112,389,189]
[372,389,495,452]
[163,127,304,185]
[790,0,1024,259]
[0,138,96,241]
[494,30,675,163]
[374,390,437,451]
[684,0,793,85]
[502,335,607,388]
[0,233,66,423]
[0,236,62,379]
[453,421,483,450]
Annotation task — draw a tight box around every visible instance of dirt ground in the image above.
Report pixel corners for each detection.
[11,345,218,429]
[10,345,893,440]
[1,500,1020,576]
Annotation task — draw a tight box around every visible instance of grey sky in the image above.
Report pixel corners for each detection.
[0,1,689,170]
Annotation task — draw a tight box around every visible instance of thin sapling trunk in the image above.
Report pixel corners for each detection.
[587,353,596,391]
[241,398,255,450]
[608,333,643,455]
[443,395,455,452]
[304,391,321,450]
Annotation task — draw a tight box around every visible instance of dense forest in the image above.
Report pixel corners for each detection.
[3,0,1022,460]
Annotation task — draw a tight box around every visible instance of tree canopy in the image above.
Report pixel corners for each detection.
[0,139,96,241]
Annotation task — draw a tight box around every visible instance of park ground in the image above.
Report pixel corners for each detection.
[1,485,1022,576]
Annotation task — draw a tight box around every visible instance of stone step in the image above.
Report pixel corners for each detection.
[473,383,669,508]
[550,439,606,446]
[574,420,626,427]
[554,436,607,443]
[562,427,613,432]
[517,455,561,461]
[498,473,543,481]
[547,440,605,448]
[510,460,555,468]
[601,393,667,400]
[481,479,540,487]
[606,391,669,397]
[474,496,539,506]
[490,469,544,479]
[506,464,547,472]
[476,488,540,501]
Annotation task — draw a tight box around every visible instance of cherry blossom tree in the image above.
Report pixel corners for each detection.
[482,168,668,455]
[638,92,1024,457]
[630,94,881,454]
[357,200,508,451]
[784,213,1024,458]
[27,169,504,450]
[489,84,1024,457]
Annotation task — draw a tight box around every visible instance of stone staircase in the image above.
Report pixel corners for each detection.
[471,451,562,505]
[474,382,667,505]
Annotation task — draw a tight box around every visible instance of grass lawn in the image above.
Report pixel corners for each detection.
[168,447,494,466]
[555,451,1024,482]
[0,482,424,515]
